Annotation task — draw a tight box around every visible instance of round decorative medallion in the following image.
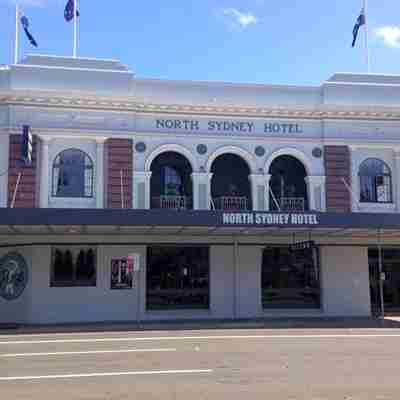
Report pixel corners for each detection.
[0,252,29,301]
[135,142,146,153]
[255,146,266,157]
[312,147,323,158]
[197,144,208,155]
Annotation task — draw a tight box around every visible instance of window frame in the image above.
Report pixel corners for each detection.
[359,158,393,204]
[51,148,94,199]
[261,245,321,309]
[146,245,210,311]
[50,245,97,288]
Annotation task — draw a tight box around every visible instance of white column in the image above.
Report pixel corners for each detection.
[305,175,326,212]
[0,133,9,208]
[264,174,272,211]
[249,174,268,211]
[39,138,50,208]
[191,172,213,210]
[96,139,106,209]
[133,171,152,209]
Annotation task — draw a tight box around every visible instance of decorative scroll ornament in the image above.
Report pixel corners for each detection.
[0,253,29,301]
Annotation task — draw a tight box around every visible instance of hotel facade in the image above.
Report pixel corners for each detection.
[1,55,400,325]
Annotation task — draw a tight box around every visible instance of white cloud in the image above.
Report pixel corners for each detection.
[220,8,258,29]
[376,26,400,48]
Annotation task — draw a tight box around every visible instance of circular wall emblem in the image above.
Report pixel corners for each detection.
[135,142,146,153]
[312,147,323,158]
[0,253,29,301]
[197,144,208,155]
[255,146,266,157]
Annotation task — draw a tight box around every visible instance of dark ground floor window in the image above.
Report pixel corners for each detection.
[51,246,96,287]
[261,245,320,309]
[146,246,209,310]
[369,248,400,312]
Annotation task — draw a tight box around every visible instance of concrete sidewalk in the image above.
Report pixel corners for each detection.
[2,317,400,335]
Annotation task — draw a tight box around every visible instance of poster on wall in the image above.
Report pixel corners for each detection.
[110,258,133,290]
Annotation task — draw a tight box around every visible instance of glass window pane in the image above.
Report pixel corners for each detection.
[146,246,209,310]
[359,159,392,203]
[261,246,321,309]
[51,246,96,287]
[53,149,93,198]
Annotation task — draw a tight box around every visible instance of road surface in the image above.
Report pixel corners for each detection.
[1,328,400,399]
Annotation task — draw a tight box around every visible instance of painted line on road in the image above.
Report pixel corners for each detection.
[0,369,214,382]
[0,348,177,358]
[2,334,400,345]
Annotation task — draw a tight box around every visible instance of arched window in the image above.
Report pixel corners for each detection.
[359,158,392,203]
[52,149,94,198]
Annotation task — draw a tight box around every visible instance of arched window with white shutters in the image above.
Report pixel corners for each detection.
[52,149,94,198]
[359,158,392,203]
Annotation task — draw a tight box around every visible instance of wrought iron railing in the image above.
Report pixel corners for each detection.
[213,196,248,211]
[280,197,305,212]
[152,195,189,210]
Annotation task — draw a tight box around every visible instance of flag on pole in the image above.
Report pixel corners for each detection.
[19,11,38,47]
[64,0,80,22]
[352,8,366,47]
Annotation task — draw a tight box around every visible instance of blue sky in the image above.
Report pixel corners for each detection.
[1,0,400,85]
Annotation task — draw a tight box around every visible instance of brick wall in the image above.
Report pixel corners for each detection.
[7,134,38,208]
[324,145,351,212]
[105,139,133,209]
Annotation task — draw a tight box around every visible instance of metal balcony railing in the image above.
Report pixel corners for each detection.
[213,196,248,211]
[280,197,305,212]
[152,195,189,210]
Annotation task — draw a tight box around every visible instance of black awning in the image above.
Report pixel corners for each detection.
[0,208,398,230]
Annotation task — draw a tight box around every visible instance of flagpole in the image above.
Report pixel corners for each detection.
[14,4,19,64]
[73,0,78,58]
[364,0,371,73]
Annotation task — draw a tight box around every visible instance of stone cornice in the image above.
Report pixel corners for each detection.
[1,91,400,121]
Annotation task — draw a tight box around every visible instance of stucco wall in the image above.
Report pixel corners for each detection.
[237,245,263,318]
[320,246,371,317]
[29,245,145,324]
[0,242,375,324]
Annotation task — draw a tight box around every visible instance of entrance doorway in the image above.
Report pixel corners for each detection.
[369,248,400,315]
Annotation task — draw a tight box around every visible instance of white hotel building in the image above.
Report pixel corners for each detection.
[1,55,400,325]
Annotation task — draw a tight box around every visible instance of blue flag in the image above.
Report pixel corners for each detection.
[352,9,366,47]
[64,0,80,22]
[20,13,38,47]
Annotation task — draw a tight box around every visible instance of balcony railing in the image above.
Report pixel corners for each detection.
[213,196,248,211]
[152,195,190,210]
[280,197,305,212]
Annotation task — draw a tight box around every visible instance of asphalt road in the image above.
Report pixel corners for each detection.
[1,328,400,399]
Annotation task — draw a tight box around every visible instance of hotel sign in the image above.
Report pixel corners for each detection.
[222,213,320,226]
[155,119,303,135]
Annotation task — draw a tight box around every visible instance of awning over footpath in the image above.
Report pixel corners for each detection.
[0,209,399,240]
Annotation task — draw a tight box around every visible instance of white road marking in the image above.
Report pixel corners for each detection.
[0,369,213,382]
[0,348,177,358]
[1,334,400,345]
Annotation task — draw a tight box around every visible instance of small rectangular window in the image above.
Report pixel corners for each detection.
[51,246,96,287]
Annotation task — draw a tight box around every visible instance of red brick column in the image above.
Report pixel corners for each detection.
[324,145,351,212]
[105,139,133,209]
[7,134,38,208]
